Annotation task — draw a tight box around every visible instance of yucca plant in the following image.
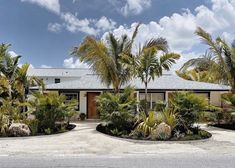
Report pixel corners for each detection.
[158,108,178,131]
[137,111,157,137]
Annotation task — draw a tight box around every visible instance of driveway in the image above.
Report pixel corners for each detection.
[0,121,235,157]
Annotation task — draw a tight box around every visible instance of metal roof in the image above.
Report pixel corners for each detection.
[42,73,230,91]
[27,68,93,77]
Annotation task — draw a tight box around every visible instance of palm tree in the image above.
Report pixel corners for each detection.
[72,24,140,93]
[15,63,44,112]
[0,44,21,99]
[195,27,235,93]
[131,39,180,115]
[176,51,219,83]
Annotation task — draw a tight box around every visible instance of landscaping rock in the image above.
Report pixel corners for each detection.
[8,123,31,137]
[151,122,171,140]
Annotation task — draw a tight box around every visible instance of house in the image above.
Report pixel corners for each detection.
[28,68,230,119]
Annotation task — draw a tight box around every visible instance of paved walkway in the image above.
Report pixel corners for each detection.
[0,121,235,157]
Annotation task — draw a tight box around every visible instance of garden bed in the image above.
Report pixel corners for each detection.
[0,124,76,138]
[210,123,235,130]
[96,123,212,141]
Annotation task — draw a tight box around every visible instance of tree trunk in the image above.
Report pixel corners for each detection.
[144,81,148,116]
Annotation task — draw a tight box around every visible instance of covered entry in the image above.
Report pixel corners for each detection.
[87,92,100,119]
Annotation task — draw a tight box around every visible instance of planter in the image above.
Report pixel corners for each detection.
[96,123,212,141]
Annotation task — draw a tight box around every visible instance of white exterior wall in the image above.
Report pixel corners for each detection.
[79,91,87,115]
[210,91,229,106]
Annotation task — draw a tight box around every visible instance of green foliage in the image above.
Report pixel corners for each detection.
[154,100,167,112]
[24,119,39,136]
[72,24,140,93]
[170,92,208,129]
[29,92,76,133]
[136,111,157,137]
[96,86,137,131]
[158,108,178,130]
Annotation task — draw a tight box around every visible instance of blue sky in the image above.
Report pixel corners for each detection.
[0,0,235,69]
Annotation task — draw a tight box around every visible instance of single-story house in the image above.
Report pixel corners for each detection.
[28,68,230,119]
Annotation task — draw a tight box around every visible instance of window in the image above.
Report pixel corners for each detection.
[139,92,165,110]
[55,78,60,83]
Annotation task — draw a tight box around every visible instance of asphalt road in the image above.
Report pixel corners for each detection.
[1,153,235,168]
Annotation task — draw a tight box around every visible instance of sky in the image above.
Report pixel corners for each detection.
[1,0,235,69]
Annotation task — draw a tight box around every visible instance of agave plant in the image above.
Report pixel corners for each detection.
[137,111,157,137]
[158,108,178,131]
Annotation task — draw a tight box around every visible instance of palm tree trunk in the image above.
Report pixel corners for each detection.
[144,81,148,116]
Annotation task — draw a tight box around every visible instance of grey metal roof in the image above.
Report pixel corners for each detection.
[43,73,230,91]
[27,68,93,77]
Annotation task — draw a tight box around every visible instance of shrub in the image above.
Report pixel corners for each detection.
[154,101,167,112]
[29,92,76,133]
[170,92,208,130]
[96,86,137,131]
[79,113,86,121]
[136,111,157,137]
[158,108,178,130]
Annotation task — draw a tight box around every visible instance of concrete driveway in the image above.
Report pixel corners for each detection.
[0,121,235,157]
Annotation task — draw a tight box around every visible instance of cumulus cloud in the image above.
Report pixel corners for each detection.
[21,0,60,14]
[48,23,62,33]
[109,0,152,16]
[102,0,235,70]
[121,0,151,16]
[106,0,235,52]
[52,13,117,35]
[63,57,88,68]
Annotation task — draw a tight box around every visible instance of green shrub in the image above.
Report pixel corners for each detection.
[136,111,157,137]
[29,92,76,133]
[158,108,178,130]
[154,101,167,112]
[96,86,137,131]
[24,119,39,136]
[170,92,208,130]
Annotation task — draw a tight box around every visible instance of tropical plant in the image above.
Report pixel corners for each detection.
[193,27,235,93]
[177,51,222,83]
[72,24,140,93]
[136,111,157,137]
[15,63,44,112]
[96,86,137,131]
[131,40,180,115]
[170,92,208,130]
[158,108,178,130]
[0,44,21,99]
[29,92,76,133]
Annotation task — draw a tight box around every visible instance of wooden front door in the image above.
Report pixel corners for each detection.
[87,92,100,119]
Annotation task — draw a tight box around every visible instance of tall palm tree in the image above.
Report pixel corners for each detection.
[15,63,44,111]
[181,27,235,93]
[72,24,140,93]
[176,51,220,83]
[0,44,21,99]
[129,39,180,115]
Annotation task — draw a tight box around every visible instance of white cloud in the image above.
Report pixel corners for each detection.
[8,51,19,57]
[107,0,235,52]
[40,64,52,68]
[102,0,235,70]
[63,57,88,68]
[48,23,62,33]
[50,13,117,35]
[121,0,151,16]
[95,16,116,31]
[21,0,60,14]
[61,12,97,35]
